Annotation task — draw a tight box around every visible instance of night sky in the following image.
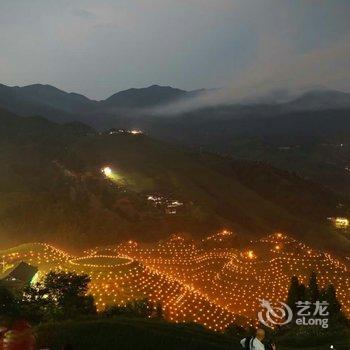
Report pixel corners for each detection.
[1,0,349,99]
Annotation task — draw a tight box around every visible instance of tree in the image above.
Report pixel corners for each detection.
[286,276,307,315]
[43,271,96,319]
[297,283,307,302]
[307,272,320,304]
[154,301,164,320]
[0,283,20,321]
[125,298,153,318]
[21,284,53,323]
[225,324,247,338]
[324,285,341,314]
[20,271,96,323]
[322,284,345,323]
[103,298,156,319]
[286,276,300,314]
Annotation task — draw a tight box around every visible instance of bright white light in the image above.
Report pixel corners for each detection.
[102,167,113,177]
[130,129,143,135]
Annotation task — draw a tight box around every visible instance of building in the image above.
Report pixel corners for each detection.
[0,261,38,289]
[328,216,349,229]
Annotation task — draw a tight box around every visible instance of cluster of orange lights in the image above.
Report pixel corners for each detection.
[202,229,234,243]
[1,232,349,332]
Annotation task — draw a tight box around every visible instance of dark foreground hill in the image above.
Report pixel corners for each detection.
[36,318,350,350]
[37,318,233,350]
[0,108,349,254]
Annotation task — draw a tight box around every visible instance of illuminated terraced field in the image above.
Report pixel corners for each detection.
[1,233,349,331]
[0,242,240,331]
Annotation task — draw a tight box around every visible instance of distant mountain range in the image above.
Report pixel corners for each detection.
[1,82,350,196]
[0,82,350,125]
[0,83,205,123]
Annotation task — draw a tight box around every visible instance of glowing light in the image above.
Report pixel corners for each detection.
[335,217,349,229]
[202,229,234,242]
[130,129,143,135]
[328,217,349,229]
[102,167,113,177]
[247,250,256,259]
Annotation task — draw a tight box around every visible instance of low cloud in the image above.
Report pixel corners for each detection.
[150,25,350,115]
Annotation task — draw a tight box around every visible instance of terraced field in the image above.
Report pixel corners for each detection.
[1,232,349,331]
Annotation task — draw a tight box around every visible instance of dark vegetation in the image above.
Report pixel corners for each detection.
[285,272,347,327]
[0,272,96,324]
[277,273,350,349]
[37,318,234,350]
[35,317,350,350]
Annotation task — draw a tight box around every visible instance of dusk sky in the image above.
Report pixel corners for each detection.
[1,0,349,99]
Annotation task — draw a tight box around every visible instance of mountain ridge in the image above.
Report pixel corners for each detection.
[1,82,349,119]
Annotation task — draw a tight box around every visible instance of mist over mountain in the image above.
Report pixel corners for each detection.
[1,82,350,124]
[284,89,350,111]
[103,85,190,109]
[1,82,350,197]
[0,83,209,120]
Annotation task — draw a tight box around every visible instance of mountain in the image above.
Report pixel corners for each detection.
[1,83,350,196]
[103,85,190,109]
[0,108,349,255]
[0,81,349,123]
[0,106,94,141]
[16,84,95,112]
[285,89,350,111]
[0,83,88,123]
[0,83,204,123]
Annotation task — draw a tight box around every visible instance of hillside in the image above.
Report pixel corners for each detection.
[0,108,349,254]
[1,83,350,195]
[140,108,350,195]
